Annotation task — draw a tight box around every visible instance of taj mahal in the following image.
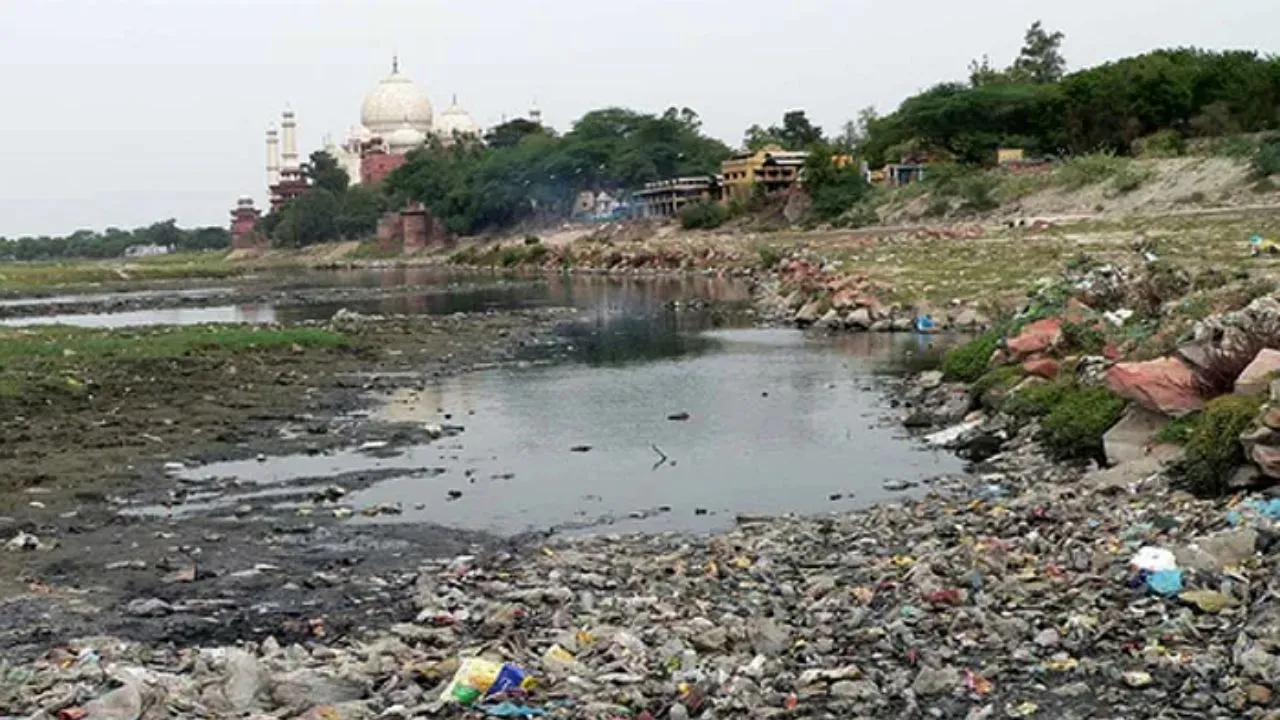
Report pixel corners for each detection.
[230,56,540,247]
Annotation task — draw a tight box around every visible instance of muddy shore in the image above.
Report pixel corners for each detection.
[0,305,628,660]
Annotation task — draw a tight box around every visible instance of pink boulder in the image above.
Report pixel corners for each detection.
[1234,348,1280,396]
[1022,356,1061,379]
[1007,318,1064,359]
[1105,357,1204,417]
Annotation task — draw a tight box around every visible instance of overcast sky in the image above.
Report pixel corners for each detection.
[2,0,1278,237]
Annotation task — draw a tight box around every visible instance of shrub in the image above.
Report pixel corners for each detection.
[523,235,541,245]
[1038,385,1126,463]
[1253,139,1280,178]
[1057,153,1127,190]
[1176,395,1264,496]
[525,243,549,264]
[1155,412,1201,445]
[1214,135,1256,159]
[973,365,1025,395]
[756,245,783,269]
[1135,130,1186,159]
[680,202,728,230]
[1192,318,1280,397]
[1061,320,1105,354]
[498,246,526,267]
[1002,378,1070,419]
[940,330,1000,383]
[1111,164,1154,194]
[958,174,1000,213]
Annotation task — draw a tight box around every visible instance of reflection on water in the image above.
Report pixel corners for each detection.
[1,272,752,329]
[176,329,964,535]
[0,305,277,329]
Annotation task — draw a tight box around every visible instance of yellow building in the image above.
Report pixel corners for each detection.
[720,145,810,201]
[720,145,854,201]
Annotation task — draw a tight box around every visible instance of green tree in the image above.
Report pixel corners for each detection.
[484,118,548,149]
[744,124,784,151]
[778,110,824,150]
[273,188,339,247]
[336,184,386,239]
[804,141,870,220]
[304,150,349,194]
[1011,21,1067,84]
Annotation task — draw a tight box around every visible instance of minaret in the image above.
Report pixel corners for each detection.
[266,127,281,188]
[281,107,299,172]
[529,100,542,125]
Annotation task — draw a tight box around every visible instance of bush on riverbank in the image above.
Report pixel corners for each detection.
[1039,385,1126,463]
[940,330,1001,383]
[680,202,728,230]
[1175,394,1264,496]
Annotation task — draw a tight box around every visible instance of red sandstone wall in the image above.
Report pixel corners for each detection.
[361,153,407,186]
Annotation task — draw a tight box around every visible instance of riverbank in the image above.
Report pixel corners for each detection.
[0,308,596,658]
[7,388,1277,718]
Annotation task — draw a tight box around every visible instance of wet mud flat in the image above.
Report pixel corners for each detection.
[0,308,597,660]
[0,270,548,323]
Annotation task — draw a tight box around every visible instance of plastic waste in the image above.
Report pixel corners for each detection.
[481,702,547,717]
[439,658,534,705]
[1146,569,1183,596]
[1130,546,1177,572]
[914,314,937,333]
[1246,498,1280,520]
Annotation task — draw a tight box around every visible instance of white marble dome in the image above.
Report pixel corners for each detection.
[436,95,482,139]
[386,124,427,153]
[360,60,433,135]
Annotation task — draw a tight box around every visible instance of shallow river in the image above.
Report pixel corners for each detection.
[13,270,965,534]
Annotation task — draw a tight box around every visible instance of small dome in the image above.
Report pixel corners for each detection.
[386,124,426,152]
[436,94,482,139]
[360,58,433,135]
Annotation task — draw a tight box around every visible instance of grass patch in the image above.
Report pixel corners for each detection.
[1175,395,1264,496]
[1001,377,1070,419]
[0,325,347,364]
[1155,412,1201,445]
[940,330,1000,383]
[0,324,347,404]
[1038,384,1126,463]
[0,253,241,293]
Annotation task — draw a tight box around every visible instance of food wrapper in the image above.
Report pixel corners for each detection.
[439,658,534,705]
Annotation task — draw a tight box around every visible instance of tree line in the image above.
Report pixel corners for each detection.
[860,22,1280,166]
[0,220,229,262]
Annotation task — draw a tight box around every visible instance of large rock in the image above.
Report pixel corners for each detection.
[1022,355,1061,379]
[1236,349,1280,396]
[794,302,821,326]
[816,309,842,330]
[1103,406,1169,465]
[912,666,961,696]
[1253,444,1280,479]
[845,307,872,330]
[1007,318,1063,359]
[1106,357,1204,417]
[1085,455,1165,493]
[952,308,990,330]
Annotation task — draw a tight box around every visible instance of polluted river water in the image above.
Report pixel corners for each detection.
[9,270,965,535]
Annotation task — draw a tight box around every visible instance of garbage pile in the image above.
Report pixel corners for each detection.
[5,450,1280,719]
